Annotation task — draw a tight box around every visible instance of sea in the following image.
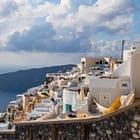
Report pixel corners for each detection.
[0,90,22,112]
[0,67,26,112]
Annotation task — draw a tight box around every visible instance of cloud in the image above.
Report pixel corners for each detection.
[0,0,18,17]
[6,24,55,51]
[87,40,122,58]
[6,23,91,53]
[1,40,136,69]
[0,0,138,60]
[46,0,136,34]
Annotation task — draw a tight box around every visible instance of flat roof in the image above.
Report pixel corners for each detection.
[66,87,80,91]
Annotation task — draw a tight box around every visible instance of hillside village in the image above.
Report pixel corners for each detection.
[0,45,139,131]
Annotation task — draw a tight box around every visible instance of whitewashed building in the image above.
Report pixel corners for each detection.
[89,46,140,107]
[63,88,78,113]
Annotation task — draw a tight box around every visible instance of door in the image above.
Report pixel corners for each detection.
[100,92,110,107]
[66,104,72,112]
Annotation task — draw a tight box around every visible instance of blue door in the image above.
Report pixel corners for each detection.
[66,104,72,112]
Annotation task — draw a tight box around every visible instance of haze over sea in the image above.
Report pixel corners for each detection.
[0,65,22,111]
[0,67,26,112]
[0,90,22,112]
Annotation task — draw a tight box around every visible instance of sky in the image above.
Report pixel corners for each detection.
[0,0,140,71]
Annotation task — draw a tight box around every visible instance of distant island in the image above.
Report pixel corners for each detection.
[0,64,75,92]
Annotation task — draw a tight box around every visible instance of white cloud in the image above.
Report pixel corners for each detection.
[46,0,135,34]
[0,40,134,68]
[0,0,138,67]
[0,0,33,46]
[0,0,137,47]
[89,39,122,58]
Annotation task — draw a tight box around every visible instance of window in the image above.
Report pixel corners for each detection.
[84,92,88,97]
[100,92,111,107]
[122,83,128,87]
[78,89,80,95]
[96,61,99,65]
[100,60,102,65]
[82,61,85,65]
[119,80,129,89]
[105,62,108,65]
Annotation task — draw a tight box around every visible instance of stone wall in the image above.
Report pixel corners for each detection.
[0,131,15,140]
[1,101,140,140]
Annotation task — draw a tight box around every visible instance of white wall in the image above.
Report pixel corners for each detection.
[113,59,130,77]
[63,88,77,113]
[89,76,119,89]
[89,76,130,107]
[130,51,140,98]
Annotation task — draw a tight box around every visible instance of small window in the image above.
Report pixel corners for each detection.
[78,89,80,95]
[105,62,108,65]
[122,83,128,87]
[119,81,129,89]
[96,61,99,65]
[100,60,102,64]
[82,61,85,65]
[84,92,88,97]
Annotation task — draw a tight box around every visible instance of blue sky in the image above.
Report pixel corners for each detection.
[0,0,140,69]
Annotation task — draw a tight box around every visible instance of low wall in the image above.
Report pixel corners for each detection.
[0,130,15,140]
[0,100,140,140]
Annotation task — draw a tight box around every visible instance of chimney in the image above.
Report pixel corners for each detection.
[121,40,125,60]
